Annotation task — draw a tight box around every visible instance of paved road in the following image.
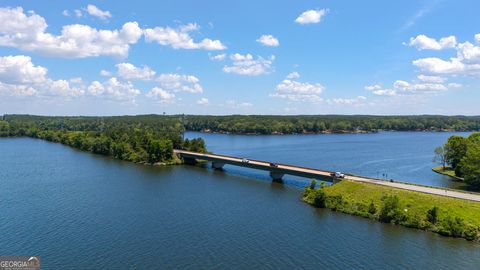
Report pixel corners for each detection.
[175,150,480,202]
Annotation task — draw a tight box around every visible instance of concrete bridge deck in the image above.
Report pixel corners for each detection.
[174,149,480,202]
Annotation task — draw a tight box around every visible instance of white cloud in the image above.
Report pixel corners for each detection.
[146,87,175,103]
[0,55,84,98]
[144,23,226,50]
[62,10,70,17]
[196,97,209,105]
[271,75,325,102]
[364,84,382,91]
[365,79,460,97]
[411,34,480,77]
[0,7,142,58]
[85,4,111,20]
[116,63,155,81]
[412,57,466,74]
[476,34,480,43]
[87,77,140,100]
[286,71,300,79]
[209,53,226,61]
[156,73,203,93]
[100,70,112,77]
[74,9,82,18]
[408,35,457,50]
[295,9,328,24]
[256,34,279,47]
[223,53,275,76]
[326,96,367,105]
[417,74,445,83]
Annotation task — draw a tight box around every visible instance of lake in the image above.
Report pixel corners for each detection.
[0,132,479,269]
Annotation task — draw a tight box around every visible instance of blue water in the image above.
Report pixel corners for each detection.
[0,135,479,269]
[186,131,470,189]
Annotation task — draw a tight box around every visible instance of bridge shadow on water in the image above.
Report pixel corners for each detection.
[184,161,331,190]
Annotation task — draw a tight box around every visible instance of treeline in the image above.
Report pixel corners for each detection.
[435,133,480,189]
[0,115,207,164]
[183,115,480,134]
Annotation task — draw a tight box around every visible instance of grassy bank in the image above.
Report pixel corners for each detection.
[303,180,480,241]
[432,166,464,180]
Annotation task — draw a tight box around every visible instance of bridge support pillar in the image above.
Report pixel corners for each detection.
[332,177,342,185]
[269,171,284,182]
[212,162,225,170]
[182,157,197,165]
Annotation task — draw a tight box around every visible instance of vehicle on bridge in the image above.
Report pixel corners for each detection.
[242,158,249,163]
[331,172,345,178]
[269,162,278,168]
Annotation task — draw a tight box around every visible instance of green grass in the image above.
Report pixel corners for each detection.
[432,166,462,180]
[303,180,480,241]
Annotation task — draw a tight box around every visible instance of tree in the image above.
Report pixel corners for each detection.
[426,206,439,224]
[433,146,447,169]
[309,179,317,190]
[459,140,480,189]
[445,136,467,172]
[379,195,405,224]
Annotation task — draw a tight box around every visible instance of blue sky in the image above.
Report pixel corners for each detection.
[0,0,479,115]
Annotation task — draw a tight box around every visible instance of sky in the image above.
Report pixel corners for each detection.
[0,0,479,116]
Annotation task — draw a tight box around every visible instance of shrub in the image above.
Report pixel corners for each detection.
[368,201,377,215]
[439,216,465,237]
[426,206,439,224]
[312,189,326,208]
[379,195,405,224]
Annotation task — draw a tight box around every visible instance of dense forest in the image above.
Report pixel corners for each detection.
[2,114,480,166]
[183,115,480,134]
[435,132,480,190]
[0,115,207,165]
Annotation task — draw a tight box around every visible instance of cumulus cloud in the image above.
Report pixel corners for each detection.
[256,34,279,47]
[156,73,203,93]
[326,96,367,105]
[0,55,85,98]
[364,84,382,91]
[100,70,112,77]
[271,74,325,102]
[146,87,175,103]
[196,97,209,105]
[408,35,457,50]
[87,77,140,100]
[417,74,445,83]
[116,63,156,81]
[0,7,142,58]
[223,53,275,76]
[144,23,226,50]
[411,33,480,77]
[286,71,300,79]
[295,9,328,24]
[365,79,461,97]
[85,4,111,20]
[209,53,226,61]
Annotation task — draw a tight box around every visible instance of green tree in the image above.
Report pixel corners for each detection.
[309,179,317,189]
[445,136,467,173]
[459,140,480,189]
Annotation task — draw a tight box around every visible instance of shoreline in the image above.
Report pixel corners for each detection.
[303,180,480,242]
[432,166,464,181]
[190,129,477,136]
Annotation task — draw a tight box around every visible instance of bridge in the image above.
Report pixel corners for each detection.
[175,149,336,182]
[174,150,480,202]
